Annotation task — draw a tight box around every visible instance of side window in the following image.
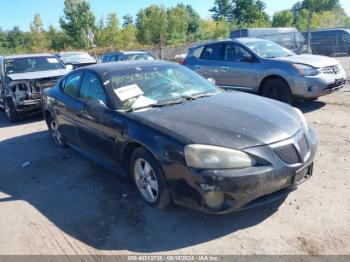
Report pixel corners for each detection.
[109,55,120,62]
[200,44,223,60]
[192,46,204,58]
[79,71,107,105]
[62,72,82,98]
[224,44,250,62]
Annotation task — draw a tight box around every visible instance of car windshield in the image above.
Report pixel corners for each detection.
[4,56,65,74]
[107,64,220,111]
[124,53,155,61]
[60,52,92,60]
[245,40,295,58]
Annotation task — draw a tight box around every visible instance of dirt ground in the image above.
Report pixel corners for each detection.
[0,87,349,256]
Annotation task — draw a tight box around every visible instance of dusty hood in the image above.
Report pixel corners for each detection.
[131,92,302,149]
[274,54,338,68]
[7,69,70,81]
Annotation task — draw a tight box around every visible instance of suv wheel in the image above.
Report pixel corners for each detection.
[261,79,292,104]
[130,147,171,209]
[4,98,20,123]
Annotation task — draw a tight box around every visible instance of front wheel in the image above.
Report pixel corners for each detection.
[261,79,293,104]
[130,147,171,209]
[4,98,20,123]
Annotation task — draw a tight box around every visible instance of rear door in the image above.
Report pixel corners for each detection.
[76,70,122,166]
[55,71,84,145]
[219,43,259,91]
[189,43,225,85]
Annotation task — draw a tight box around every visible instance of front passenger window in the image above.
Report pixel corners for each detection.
[79,71,108,105]
[225,44,251,62]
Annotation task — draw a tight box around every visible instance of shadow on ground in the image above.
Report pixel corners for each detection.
[293,100,326,113]
[0,128,286,252]
[0,110,43,128]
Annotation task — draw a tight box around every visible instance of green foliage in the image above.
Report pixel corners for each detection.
[272,10,294,27]
[29,14,47,52]
[59,0,96,49]
[122,15,134,28]
[209,0,233,22]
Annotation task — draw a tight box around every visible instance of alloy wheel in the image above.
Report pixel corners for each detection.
[133,158,159,203]
[49,119,64,145]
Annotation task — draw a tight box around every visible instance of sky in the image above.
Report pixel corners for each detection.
[1,0,350,31]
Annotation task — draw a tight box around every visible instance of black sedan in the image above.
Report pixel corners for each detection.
[42,61,318,213]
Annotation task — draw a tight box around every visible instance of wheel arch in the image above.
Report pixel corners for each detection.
[259,75,291,94]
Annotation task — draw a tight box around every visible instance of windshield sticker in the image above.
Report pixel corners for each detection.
[47,58,59,63]
[114,84,144,101]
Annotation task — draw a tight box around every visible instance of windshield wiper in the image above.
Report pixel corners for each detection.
[126,99,185,112]
[181,92,215,100]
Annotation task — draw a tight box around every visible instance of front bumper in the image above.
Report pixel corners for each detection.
[291,71,347,99]
[14,99,42,113]
[167,128,318,214]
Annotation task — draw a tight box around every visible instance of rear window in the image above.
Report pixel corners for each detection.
[200,44,223,60]
[191,46,204,58]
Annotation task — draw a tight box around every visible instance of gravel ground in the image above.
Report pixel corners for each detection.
[0,88,349,256]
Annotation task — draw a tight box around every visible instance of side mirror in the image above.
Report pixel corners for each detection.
[207,77,216,85]
[65,64,74,70]
[85,99,108,111]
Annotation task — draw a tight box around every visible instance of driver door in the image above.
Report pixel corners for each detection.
[76,70,122,166]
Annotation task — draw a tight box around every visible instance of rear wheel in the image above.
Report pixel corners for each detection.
[261,79,293,104]
[4,98,20,123]
[47,115,66,147]
[130,147,171,209]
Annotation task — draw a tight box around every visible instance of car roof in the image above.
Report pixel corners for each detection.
[75,60,173,77]
[308,28,350,33]
[3,53,54,59]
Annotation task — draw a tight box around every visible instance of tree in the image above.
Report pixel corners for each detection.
[231,0,269,27]
[29,13,47,52]
[120,24,138,49]
[136,5,168,45]
[167,4,189,44]
[7,26,29,52]
[122,15,134,28]
[104,12,121,48]
[272,10,294,27]
[209,0,233,22]
[186,5,201,40]
[301,0,341,12]
[47,25,66,51]
[59,0,96,49]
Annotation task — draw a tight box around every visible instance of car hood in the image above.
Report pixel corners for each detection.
[274,54,338,68]
[7,69,70,81]
[131,92,302,149]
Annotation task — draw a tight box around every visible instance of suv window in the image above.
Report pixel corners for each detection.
[192,46,204,58]
[109,55,121,62]
[224,43,250,62]
[62,72,82,98]
[200,44,223,60]
[79,71,107,105]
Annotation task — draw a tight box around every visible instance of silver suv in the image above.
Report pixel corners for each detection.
[184,38,347,103]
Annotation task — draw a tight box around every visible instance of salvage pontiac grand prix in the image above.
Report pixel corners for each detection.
[42,61,318,213]
[0,54,72,122]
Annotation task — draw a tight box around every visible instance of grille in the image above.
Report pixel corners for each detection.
[321,65,340,75]
[326,80,346,90]
[274,144,299,165]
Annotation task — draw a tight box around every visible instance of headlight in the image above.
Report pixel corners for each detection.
[294,107,309,133]
[293,64,319,76]
[184,144,256,169]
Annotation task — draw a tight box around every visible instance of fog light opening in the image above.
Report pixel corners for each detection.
[308,86,318,92]
[204,191,224,209]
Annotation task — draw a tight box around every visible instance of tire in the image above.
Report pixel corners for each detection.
[47,115,67,147]
[130,147,171,209]
[4,98,20,123]
[261,79,293,104]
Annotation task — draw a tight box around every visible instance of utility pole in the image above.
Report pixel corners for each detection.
[307,8,312,54]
